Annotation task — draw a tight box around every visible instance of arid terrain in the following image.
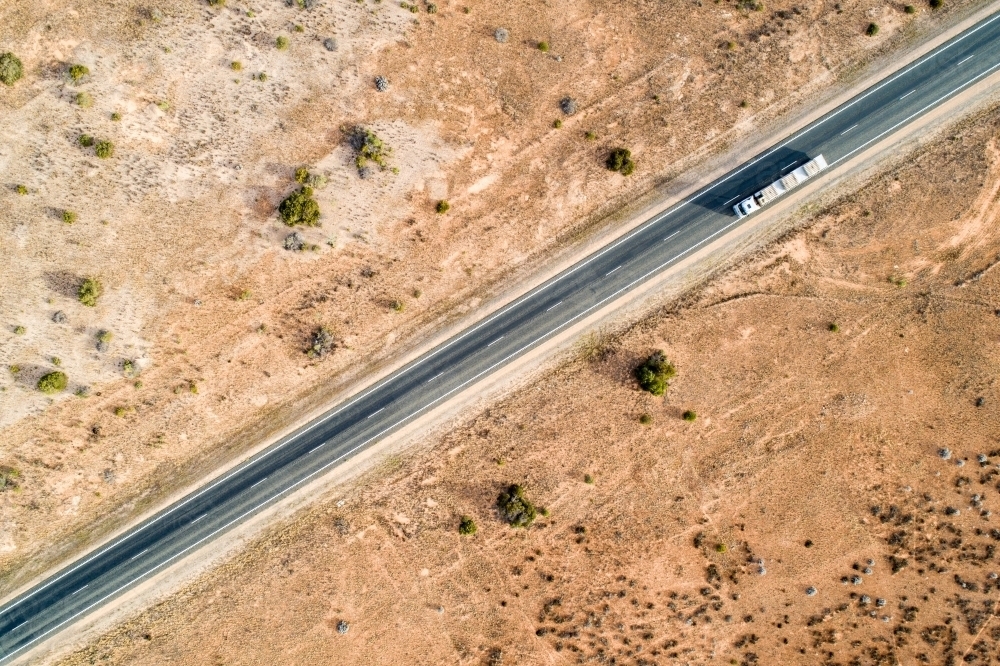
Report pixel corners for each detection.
[2,0,986,597]
[53,104,1000,665]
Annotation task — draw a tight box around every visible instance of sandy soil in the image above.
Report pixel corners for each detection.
[0,0,988,601]
[52,104,1000,665]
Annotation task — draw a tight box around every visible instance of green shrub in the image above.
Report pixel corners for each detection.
[63,210,77,224]
[828,323,840,332]
[497,484,536,528]
[929,0,942,7]
[606,147,636,176]
[553,119,562,129]
[51,357,61,366]
[9,365,21,375]
[95,140,114,158]
[293,24,304,33]
[538,41,550,52]
[634,351,676,396]
[13,326,26,336]
[0,52,24,86]
[682,410,697,422]
[904,4,916,11]
[208,0,225,5]
[352,127,392,173]
[75,92,93,108]
[68,63,89,82]
[78,277,103,307]
[436,200,450,214]
[97,330,113,343]
[78,134,94,147]
[716,543,728,553]
[279,186,321,226]
[584,474,595,484]
[37,371,68,394]
[111,111,122,121]
[231,61,242,71]
[458,516,477,535]
[123,359,135,377]
[585,131,597,141]
[16,184,27,195]
[639,413,652,424]
[0,466,21,492]
[866,23,879,36]
[295,167,310,184]
[391,299,405,312]
[276,35,289,50]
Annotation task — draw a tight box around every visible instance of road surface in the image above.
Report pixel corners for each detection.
[3,9,1000,662]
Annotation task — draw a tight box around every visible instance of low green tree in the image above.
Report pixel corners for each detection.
[279,186,321,226]
[37,371,68,394]
[0,52,23,86]
[497,484,537,528]
[606,148,636,176]
[458,516,477,535]
[634,351,676,396]
[78,277,103,307]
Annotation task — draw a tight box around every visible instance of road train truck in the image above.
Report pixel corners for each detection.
[732,154,828,219]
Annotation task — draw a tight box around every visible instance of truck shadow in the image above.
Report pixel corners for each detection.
[690,147,814,217]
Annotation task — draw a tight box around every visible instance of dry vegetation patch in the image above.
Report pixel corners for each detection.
[58,104,1000,666]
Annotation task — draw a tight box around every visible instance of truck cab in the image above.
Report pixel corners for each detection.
[733,196,759,219]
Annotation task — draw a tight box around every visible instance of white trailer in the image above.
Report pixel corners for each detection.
[733,154,828,219]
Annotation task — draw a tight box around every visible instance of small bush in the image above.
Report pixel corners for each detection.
[682,410,697,422]
[427,3,437,13]
[904,4,916,11]
[0,52,24,86]
[16,184,27,195]
[494,27,509,43]
[276,35,289,50]
[307,326,338,357]
[585,131,597,141]
[436,200,450,214]
[828,322,840,332]
[866,22,879,36]
[0,467,21,492]
[51,357,61,366]
[716,543,728,553]
[639,413,652,424]
[458,516,477,535]
[929,0,942,7]
[9,365,21,375]
[114,406,128,417]
[295,167,310,184]
[634,351,676,396]
[497,484,536,528]
[111,111,122,121]
[279,186,321,226]
[78,277,103,307]
[352,127,392,174]
[95,140,114,159]
[37,371,68,394]
[606,147,636,176]
[208,0,225,5]
[553,119,562,129]
[122,359,135,377]
[68,63,89,82]
[78,134,94,147]
[63,210,77,224]
[538,41,550,52]
[391,299,405,312]
[75,92,93,108]
[97,330,113,344]
[584,474,595,484]
[13,326,26,336]
[230,61,242,71]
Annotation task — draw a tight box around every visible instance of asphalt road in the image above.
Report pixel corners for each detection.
[4,10,1000,661]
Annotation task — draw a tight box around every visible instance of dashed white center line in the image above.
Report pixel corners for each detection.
[309,443,326,453]
[545,301,563,312]
[191,514,206,524]
[840,124,859,136]
[958,54,975,65]
[606,265,622,276]
[250,477,268,489]
[663,229,683,241]
[900,89,916,100]
[781,161,796,170]
[129,549,148,562]
[13,621,27,631]
[71,586,88,596]
[366,407,385,419]
[487,336,504,347]
[425,372,444,383]
[722,196,740,207]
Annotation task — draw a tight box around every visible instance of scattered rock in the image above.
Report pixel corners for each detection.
[494,27,509,43]
[979,453,989,464]
[284,232,304,251]
[860,595,871,605]
[336,620,349,634]
[956,459,965,467]
[374,75,388,92]
[939,447,952,460]
[323,37,338,51]
[51,311,67,324]
[851,576,862,585]
[806,586,817,596]
[559,97,578,115]
[875,598,886,607]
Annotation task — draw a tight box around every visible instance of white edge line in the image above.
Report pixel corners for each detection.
[4,11,1000,634]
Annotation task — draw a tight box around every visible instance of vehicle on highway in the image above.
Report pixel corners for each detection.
[733,154,828,219]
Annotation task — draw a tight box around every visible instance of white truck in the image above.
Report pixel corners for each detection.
[732,154,828,219]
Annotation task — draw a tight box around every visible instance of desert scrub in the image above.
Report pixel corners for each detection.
[682,410,697,422]
[0,52,24,86]
[458,516,477,535]
[635,351,676,396]
[16,184,27,195]
[75,92,93,108]
[295,166,310,184]
[78,134,94,147]
[279,186,320,226]
[37,371,68,394]
[111,111,122,121]
[230,61,242,71]
[208,0,225,5]
[68,63,89,82]
[584,474,595,484]
[351,127,392,176]
[62,210,77,224]
[866,22,879,36]
[95,140,114,159]
[436,200,450,214]
[537,41,550,52]
[390,299,405,312]
[0,467,21,492]
[553,119,562,129]
[13,326,26,336]
[828,322,840,332]
[276,35,289,50]
[78,277,103,307]
[606,147,636,176]
[306,326,338,358]
[497,484,536,528]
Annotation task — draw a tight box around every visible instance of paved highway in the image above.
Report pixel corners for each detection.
[4,10,1000,661]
